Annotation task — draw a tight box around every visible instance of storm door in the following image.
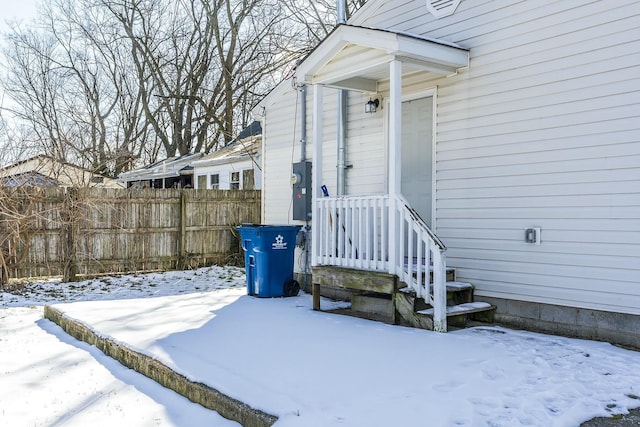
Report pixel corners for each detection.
[401,96,434,227]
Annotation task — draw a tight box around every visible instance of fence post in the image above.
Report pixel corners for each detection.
[63,187,79,282]
[178,190,187,269]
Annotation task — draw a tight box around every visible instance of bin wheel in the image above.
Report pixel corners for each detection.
[284,280,300,297]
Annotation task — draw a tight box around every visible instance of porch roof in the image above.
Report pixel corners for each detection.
[295,25,469,92]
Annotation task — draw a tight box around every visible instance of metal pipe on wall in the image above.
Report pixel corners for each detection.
[337,0,346,23]
[300,83,307,162]
[337,0,347,195]
[337,91,347,195]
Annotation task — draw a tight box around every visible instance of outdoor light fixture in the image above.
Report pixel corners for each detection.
[365,98,379,113]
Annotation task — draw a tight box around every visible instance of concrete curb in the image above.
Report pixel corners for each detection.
[44,305,278,427]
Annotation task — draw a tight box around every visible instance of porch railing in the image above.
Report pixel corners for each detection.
[314,194,448,332]
[315,195,390,271]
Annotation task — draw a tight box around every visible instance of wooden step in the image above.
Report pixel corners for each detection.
[399,281,475,306]
[445,281,473,292]
[313,265,397,294]
[395,290,496,330]
[417,302,493,316]
[405,267,456,283]
[444,281,474,305]
[418,302,496,328]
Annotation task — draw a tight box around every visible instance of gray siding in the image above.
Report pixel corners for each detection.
[356,0,640,314]
[261,84,342,224]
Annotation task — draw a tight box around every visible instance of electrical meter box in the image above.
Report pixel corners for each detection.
[292,161,312,221]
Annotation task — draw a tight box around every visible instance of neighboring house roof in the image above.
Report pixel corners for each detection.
[236,120,262,141]
[192,123,262,168]
[0,171,60,188]
[118,153,204,182]
[118,122,262,183]
[0,155,122,188]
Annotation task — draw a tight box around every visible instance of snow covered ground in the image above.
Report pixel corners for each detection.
[1,266,639,427]
[0,267,245,427]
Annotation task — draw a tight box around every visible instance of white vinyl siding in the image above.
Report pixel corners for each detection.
[344,93,387,196]
[355,0,640,314]
[192,159,258,190]
[262,86,387,223]
[261,84,302,224]
[261,85,340,224]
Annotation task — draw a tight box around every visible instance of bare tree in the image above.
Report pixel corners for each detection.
[1,1,156,176]
[101,0,299,155]
[281,0,367,53]
[2,28,72,162]
[1,0,360,170]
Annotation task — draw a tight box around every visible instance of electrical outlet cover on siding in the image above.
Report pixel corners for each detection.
[426,0,461,18]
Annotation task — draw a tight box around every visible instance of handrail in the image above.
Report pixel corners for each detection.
[394,194,447,332]
[395,194,446,251]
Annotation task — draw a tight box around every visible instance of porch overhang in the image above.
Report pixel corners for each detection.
[296,25,469,91]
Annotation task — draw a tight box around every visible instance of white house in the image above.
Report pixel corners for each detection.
[192,121,262,190]
[253,0,640,347]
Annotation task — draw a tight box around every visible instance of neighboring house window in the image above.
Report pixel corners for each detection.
[197,175,206,189]
[243,169,254,190]
[230,171,240,190]
[90,176,104,184]
[210,174,220,189]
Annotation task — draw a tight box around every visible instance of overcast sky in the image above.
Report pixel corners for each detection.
[0,0,37,33]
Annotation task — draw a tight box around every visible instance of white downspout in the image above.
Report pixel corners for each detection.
[336,0,347,196]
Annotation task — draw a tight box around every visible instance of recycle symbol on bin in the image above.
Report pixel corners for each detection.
[272,234,287,249]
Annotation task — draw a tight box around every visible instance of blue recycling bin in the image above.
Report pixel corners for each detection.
[237,224,302,297]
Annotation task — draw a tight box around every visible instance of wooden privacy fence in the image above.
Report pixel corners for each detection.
[0,188,261,282]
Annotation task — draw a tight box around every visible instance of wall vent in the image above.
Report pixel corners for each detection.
[426,0,461,18]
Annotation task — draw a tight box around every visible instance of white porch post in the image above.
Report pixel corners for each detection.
[388,60,402,275]
[311,84,324,267]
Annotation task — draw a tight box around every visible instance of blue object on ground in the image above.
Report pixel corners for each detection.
[237,224,302,297]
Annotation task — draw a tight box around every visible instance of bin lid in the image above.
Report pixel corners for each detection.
[238,224,302,229]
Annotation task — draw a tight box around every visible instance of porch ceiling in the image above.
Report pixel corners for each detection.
[296,25,469,92]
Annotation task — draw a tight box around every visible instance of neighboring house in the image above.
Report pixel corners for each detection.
[253,0,640,347]
[0,155,122,188]
[118,153,203,189]
[192,121,262,190]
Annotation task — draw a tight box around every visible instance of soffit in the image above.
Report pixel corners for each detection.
[296,25,469,92]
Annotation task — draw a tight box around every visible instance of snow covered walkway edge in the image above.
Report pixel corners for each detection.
[43,305,278,427]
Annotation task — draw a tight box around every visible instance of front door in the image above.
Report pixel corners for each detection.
[401,96,434,226]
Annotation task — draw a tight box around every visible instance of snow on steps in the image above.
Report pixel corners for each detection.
[395,281,496,330]
[418,302,494,316]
